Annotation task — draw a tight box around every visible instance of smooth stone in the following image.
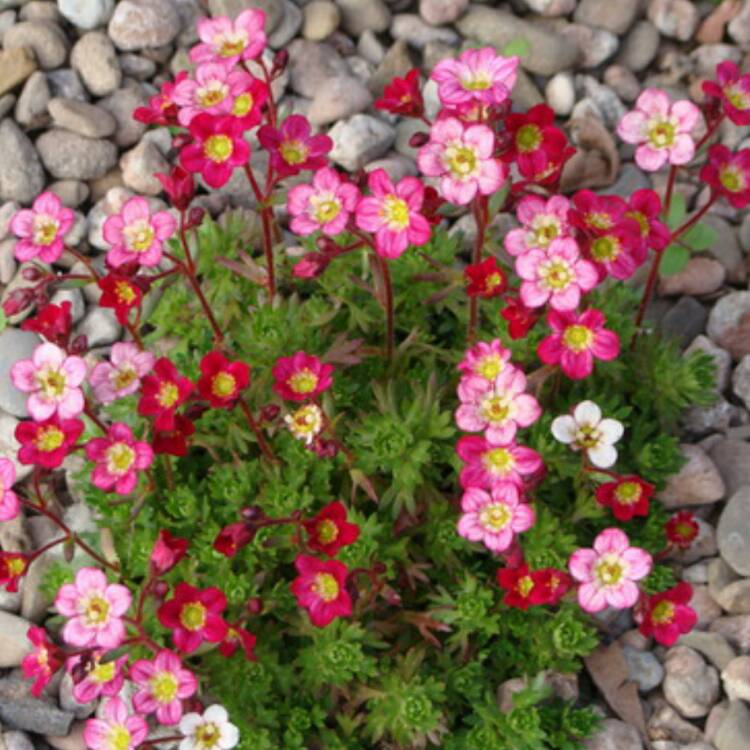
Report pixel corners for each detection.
[708,291,750,360]
[0,329,40,418]
[14,70,50,127]
[70,31,121,97]
[3,21,68,69]
[647,702,706,744]
[328,114,395,171]
[546,71,576,116]
[603,64,640,102]
[46,68,87,102]
[525,0,577,15]
[583,719,643,750]
[368,39,413,97]
[574,0,640,34]
[648,0,699,41]
[306,75,372,126]
[267,0,302,48]
[715,700,750,750]
[0,611,35,667]
[663,646,720,718]
[36,129,118,180]
[659,295,707,348]
[418,0,469,25]
[681,630,737,671]
[96,85,148,147]
[3,731,34,750]
[659,256,726,297]
[733,355,750,409]
[207,0,285,32]
[48,180,89,209]
[302,0,340,40]
[47,97,116,138]
[120,139,169,195]
[287,39,350,97]
[718,487,750,577]
[710,439,750,499]
[107,0,181,50]
[45,720,87,750]
[390,13,459,48]
[622,646,664,692]
[0,46,37,97]
[560,23,619,68]
[618,20,660,71]
[728,0,750,48]
[58,0,115,29]
[0,677,74,735]
[711,616,750,653]
[0,119,45,204]
[75,307,121,347]
[335,0,390,36]
[658,443,725,508]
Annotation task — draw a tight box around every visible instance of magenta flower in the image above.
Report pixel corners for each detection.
[66,652,128,704]
[287,167,360,237]
[584,221,645,281]
[505,195,571,257]
[55,567,132,649]
[538,309,620,380]
[85,422,154,496]
[457,339,511,382]
[417,117,506,206]
[455,366,541,443]
[0,458,19,522]
[569,528,652,613]
[431,48,519,107]
[90,343,156,405]
[10,342,86,421]
[291,555,352,628]
[456,435,542,490]
[703,60,750,126]
[258,114,333,178]
[131,650,198,725]
[10,192,75,264]
[457,484,535,553]
[626,189,670,252]
[172,63,254,126]
[617,88,701,171]
[700,145,750,209]
[83,698,149,750]
[516,237,598,311]
[103,196,176,269]
[190,9,266,66]
[354,169,431,259]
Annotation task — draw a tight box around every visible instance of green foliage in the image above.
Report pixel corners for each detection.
[660,193,719,276]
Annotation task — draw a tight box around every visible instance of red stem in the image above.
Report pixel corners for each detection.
[376,254,395,360]
[243,164,276,299]
[238,397,278,463]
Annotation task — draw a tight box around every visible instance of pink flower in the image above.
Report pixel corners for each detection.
[457,484,535,553]
[703,60,750,126]
[569,528,652,613]
[89,343,156,404]
[22,626,63,697]
[538,309,620,380]
[287,167,360,237]
[504,195,571,257]
[66,652,128,704]
[85,422,154,496]
[83,698,149,750]
[10,192,75,264]
[583,220,645,281]
[617,89,701,171]
[272,351,333,402]
[11,342,86,421]
[417,117,506,205]
[570,190,626,234]
[431,48,519,107]
[457,339,511,382]
[354,169,431,259]
[55,567,132,649]
[290,554,352,628]
[157,583,228,654]
[516,237,598,311]
[455,367,541,443]
[0,458,19,522]
[131,650,198,725]
[700,145,750,209]
[103,197,176,268]
[258,115,333,178]
[456,435,542,490]
[180,114,250,189]
[626,189,670,252]
[16,416,84,469]
[190,9,266,66]
[172,63,254,126]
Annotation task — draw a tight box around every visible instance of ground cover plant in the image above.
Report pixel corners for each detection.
[2,9,750,749]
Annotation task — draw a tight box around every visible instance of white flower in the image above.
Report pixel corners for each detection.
[551,400,623,468]
[179,705,239,750]
[284,403,323,445]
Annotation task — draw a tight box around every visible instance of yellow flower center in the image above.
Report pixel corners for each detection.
[462,72,492,91]
[382,194,410,231]
[576,423,601,449]
[485,272,504,292]
[124,221,155,253]
[614,481,641,505]
[587,212,612,231]
[516,124,542,153]
[446,144,478,178]
[232,92,253,117]
[158,382,180,408]
[195,724,221,749]
[287,404,323,439]
[481,394,511,423]
[517,575,535,597]
[313,572,340,602]
[204,134,234,163]
[37,368,67,398]
[484,447,515,474]
[35,426,65,452]
[651,600,675,625]
[317,519,339,544]
[279,139,309,165]
[591,235,620,262]
[479,503,511,531]
[475,354,504,380]
[115,281,137,304]
[675,522,695,539]
[595,556,624,586]
[90,660,116,684]
[625,210,649,238]
[107,726,132,750]
[217,32,247,58]
[197,82,228,108]
[32,216,59,246]
[6,556,26,577]
[288,369,318,395]
[725,85,750,111]
[211,372,237,398]
[150,671,179,704]
[106,442,135,475]
[311,195,341,225]
[539,259,573,290]
[113,366,137,391]
[719,165,744,193]
[532,219,559,248]
[180,601,206,631]
[562,324,594,353]
[648,119,676,149]
[83,595,110,626]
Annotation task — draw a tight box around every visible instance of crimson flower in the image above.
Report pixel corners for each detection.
[503,104,568,177]
[213,522,255,558]
[637,582,697,646]
[496,564,540,610]
[595,475,653,521]
[138,358,193,432]
[291,555,352,628]
[258,114,333,178]
[570,190,627,234]
[133,72,186,126]
[533,568,572,605]
[272,352,333,402]
[219,624,257,661]
[22,626,63,697]
[374,68,424,118]
[197,352,249,409]
[464,256,507,299]
[21,301,72,345]
[626,189,670,252]
[0,552,29,593]
[665,511,699,549]
[152,415,196,457]
[150,530,189,576]
[700,145,750,209]
[16,416,84,469]
[98,274,143,326]
[500,297,538,340]
[155,167,195,212]
[702,61,750,126]
[303,502,360,557]
[157,583,228,654]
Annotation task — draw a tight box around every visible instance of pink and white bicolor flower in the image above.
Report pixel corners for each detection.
[131,649,198,726]
[551,400,624,468]
[0,458,19,522]
[10,191,75,264]
[89,343,156,405]
[456,434,543,490]
[457,483,535,553]
[457,339,512,382]
[172,63,254,126]
[85,422,154,496]
[287,167,360,237]
[83,697,148,750]
[190,9,266,66]
[569,528,652,613]
[66,652,128,704]
[504,195,571,257]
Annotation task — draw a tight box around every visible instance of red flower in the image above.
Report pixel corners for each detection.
[303,501,360,557]
[497,564,540,610]
[503,104,568,178]
[290,555,352,628]
[703,61,750,126]
[98,274,143,326]
[464,256,507,299]
[21,626,63,697]
[626,189,670,252]
[197,352,249,409]
[500,297,538,340]
[152,415,196,457]
[533,567,572,605]
[0,552,29,593]
[150,530,189,577]
[133,72,186,126]
[374,68,424,118]
[155,167,195,212]
[272,352,333,402]
[16,416,84,469]
[157,582,228,654]
[230,76,268,129]
[180,114,250,189]
[213,522,255,558]
[258,114,333,178]
[219,624,257,661]
[583,219,645,281]
[637,582,697,646]
[138,358,193,432]
[665,511,699,549]
[595,475,653,522]
[700,145,750,209]
[21,301,72,345]
[570,190,627,235]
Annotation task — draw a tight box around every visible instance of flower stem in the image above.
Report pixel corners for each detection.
[467,197,487,344]
[238,397,278,463]
[243,164,276,300]
[376,254,395,360]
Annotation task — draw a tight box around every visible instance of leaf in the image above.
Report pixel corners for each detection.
[0,309,7,333]
[666,193,687,229]
[487,183,510,221]
[659,244,690,276]
[681,223,717,251]
[502,37,531,58]
[216,255,268,286]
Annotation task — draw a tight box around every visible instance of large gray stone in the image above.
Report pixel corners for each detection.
[58,0,115,29]
[0,329,40,418]
[663,646,720,718]
[0,120,45,205]
[0,611,35,667]
[3,21,68,70]
[36,129,118,180]
[0,677,74,736]
[718,487,750,577]
[715,700,750,750]
[658,444,725,508]
[70,31,121,97]
[107,0,181,50]
[574,0,640,34]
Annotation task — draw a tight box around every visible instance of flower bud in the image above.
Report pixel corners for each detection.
[259,404,280,422]
[69,334,88,355]
[185,206,205,230]
[246,597,263,615]
[2,288,34,316]
[271,49,288,77]
[21,266,47,282]
[408,132,429,148]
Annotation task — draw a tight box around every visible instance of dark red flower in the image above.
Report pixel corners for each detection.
[22,626,63,697]
[700,145,750,209]
[626,189,670,252]
[303,501,360,557]
[497,564,539,610]
[157,582,228,654]
[197,352,250,409]
[16,416,84,469]
[150,530,189,577]
[595,475,654,522]
[155,167,195,212]
[0,552,29,593]
[213,522,255,558]
[374,68,424,118]
[464,256,507,299]
[21,301,72,345]
[702,61,750,126]
[98,274,143,326]
[570,190,627,234]
[503,104,568,178]
[533,568,572,605]
[138,358,193,432]
[152,415,196,457]
[500,296,538,340]
[133,72,186,126]
[637,582,697,646]
[665,511,699,550]
[219,624,257,661]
